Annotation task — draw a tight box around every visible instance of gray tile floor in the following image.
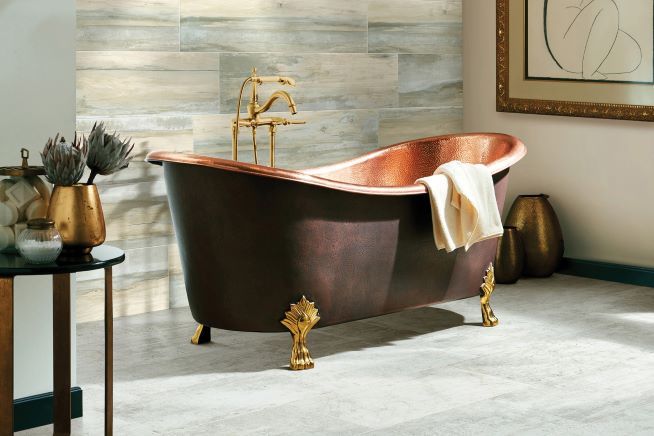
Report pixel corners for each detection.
[20,274,654,435]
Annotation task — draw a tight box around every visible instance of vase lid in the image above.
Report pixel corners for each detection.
[0,148,46,176]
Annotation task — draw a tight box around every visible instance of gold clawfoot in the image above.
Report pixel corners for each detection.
[281,296,320,370]
[191,324,211,344]
[480,263,499,327]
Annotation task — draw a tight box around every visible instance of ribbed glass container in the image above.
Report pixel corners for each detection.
[16,218,63,264]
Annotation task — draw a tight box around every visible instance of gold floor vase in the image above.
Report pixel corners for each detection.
[494,226,524,284]
[47,184,106,255]
[505,194,563,277]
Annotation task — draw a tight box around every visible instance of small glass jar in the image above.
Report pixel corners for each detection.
[16,218,62,264]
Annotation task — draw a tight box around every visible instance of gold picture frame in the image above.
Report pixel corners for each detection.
[497,0,654,121]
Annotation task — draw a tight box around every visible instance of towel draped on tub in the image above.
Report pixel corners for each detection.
[416,160,503,252]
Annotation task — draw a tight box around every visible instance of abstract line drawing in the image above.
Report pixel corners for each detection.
[544,0,642,80]
[499,0,654,121]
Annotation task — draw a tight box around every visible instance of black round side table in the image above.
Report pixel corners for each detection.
[0,245,124,436]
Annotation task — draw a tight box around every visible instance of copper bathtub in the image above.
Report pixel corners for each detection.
[146,133,526,364]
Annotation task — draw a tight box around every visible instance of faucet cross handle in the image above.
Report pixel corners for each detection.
[255,76,296,86]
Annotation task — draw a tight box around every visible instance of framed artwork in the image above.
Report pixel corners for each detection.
[497,0,654,121]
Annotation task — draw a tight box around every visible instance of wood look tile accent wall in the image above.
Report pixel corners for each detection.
[219,53,399,111]
[76,0,463,321]
[181,0,368,53]
[368,0,462,53]
[77,0,181,51]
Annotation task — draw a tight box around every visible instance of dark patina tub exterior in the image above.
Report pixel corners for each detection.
[147,133,525,337]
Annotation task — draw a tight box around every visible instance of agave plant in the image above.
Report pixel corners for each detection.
[86,122,134,184]
[41,133,88,186]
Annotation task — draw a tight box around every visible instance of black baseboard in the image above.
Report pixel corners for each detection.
[13,387,83,432]
[559,258,654,288]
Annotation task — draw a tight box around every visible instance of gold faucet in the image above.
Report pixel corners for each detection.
[232,68,305,167]
[255,90,297,116]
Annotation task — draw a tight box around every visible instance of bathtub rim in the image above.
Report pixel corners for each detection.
[145,132,526,196]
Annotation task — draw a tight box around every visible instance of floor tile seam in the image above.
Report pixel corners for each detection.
[437,364,547,391]
[155,398,353,434]
[352,385,541,435]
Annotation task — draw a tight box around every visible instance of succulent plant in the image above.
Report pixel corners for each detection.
[41,133,89,186]
[86,122,134,184]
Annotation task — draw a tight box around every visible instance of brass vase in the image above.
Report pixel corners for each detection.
[494,226,524,284]
[505,194,563,277]
[47,184,106,255]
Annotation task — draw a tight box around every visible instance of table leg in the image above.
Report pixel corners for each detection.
[53,273,71,436]
[0,276,14,436]
[105,267,113,436]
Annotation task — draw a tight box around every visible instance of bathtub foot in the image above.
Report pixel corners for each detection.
[191,324,211,344]
[281,296,320,370]
[480,263,499,327]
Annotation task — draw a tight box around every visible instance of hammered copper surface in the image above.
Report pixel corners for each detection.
[147,133,526,332]
[505,194,564,278]
[494,226,524,284]
[47,184,106,255]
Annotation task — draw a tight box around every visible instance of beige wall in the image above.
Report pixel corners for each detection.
[463,0,654,268]
[0,0,77,398]
[76,0,463,320]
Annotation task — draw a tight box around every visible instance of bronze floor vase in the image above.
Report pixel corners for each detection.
[146,133,526,369]
[505,194,564,277]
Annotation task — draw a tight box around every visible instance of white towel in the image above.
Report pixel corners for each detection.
[416,160,503,252]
